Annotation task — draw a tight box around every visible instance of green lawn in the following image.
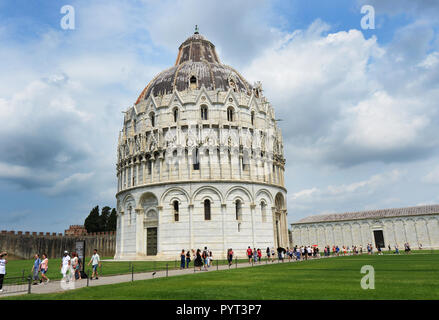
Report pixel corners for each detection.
[4,253,439,300]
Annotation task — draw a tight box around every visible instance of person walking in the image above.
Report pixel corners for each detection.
[40,253,49,284]
[180,250,186,269]
[185,250,191,268]
[253,248,258,263]
[0,251,7,293]
[194,249,203,271]
[208,251,213,268]
[60,251,71,282]
[257,248,262,263]
[88,249,101,280]
[202,247,209,270]
[31,254,41,285]
[71,252,80,281]
[227,248,234,266]
[246,246,253,264]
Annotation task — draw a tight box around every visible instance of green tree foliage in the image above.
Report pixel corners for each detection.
[84,205,117,233]
[108,208,117,231]
[100,206,111,231]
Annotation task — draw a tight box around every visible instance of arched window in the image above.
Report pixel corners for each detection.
[261,201,267,222]
[251,111,255,125]
[238,222,241,232]
[235,200,242,221]
[204,199,211,220]
[173,200,179,222]
[190,76,197,90]
[147,159,152,174]
[201,105,208,120]
[173,108,178,122]
[227,107,234,122]
[149,112,155,127]
[193,148,200,170]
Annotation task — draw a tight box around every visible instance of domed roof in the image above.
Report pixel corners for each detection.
[135,30,253,104]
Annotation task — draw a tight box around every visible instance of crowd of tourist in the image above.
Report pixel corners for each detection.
[178,241,416,270]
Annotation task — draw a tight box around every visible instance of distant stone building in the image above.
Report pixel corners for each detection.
[114,29,288,260]
[291,205,439,250]
[64,225,87,236]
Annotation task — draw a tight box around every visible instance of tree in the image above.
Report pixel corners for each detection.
[84,205,117,233]
[84,206,100,233]
[100,206,111,231]
[107,208,117,231]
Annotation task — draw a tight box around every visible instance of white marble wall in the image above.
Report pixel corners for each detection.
[291,215,439,250]
[114,182,288,260]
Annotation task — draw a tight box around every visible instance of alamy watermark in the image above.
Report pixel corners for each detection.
[361,5,375,30]
[360,265,375,289]
[60,5,75,30]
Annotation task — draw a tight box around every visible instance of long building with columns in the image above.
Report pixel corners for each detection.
[291,205,439,250]
[114,30,288,260]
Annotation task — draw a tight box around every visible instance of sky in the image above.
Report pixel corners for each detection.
[0,0,438,232]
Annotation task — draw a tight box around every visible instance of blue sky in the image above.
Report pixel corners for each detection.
[1,0,439,232]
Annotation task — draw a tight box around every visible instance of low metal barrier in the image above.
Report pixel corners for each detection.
[0,275,31,295]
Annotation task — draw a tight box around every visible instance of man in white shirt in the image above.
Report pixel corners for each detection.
[60,251,71,282]
[88,249,101,280]
[0,251,7,292]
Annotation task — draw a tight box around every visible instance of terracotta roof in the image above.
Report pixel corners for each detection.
[135,32,252,104]
[292,204,439,225]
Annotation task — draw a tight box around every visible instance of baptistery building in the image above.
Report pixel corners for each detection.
[114,29,288,260]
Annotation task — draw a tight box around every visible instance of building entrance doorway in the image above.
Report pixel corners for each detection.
[147,227,157,255]
[373,230,385,249]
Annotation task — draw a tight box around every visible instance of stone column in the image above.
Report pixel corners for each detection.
[188,150,193,180]
[150,156,155,183]
[188,204,194,249]
[221,203,227,258]
[159,153,164,182]
[271,206,278,248]
[142,159,146,184]
[250,203,256,248]
[156,205,163,253]
[120,210,125,256]
[135,208,144,256]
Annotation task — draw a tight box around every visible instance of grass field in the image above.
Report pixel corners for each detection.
[3,253,439,300]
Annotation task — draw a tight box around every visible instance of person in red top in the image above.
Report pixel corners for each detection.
[246,246,253,264]
[257,249,262,263]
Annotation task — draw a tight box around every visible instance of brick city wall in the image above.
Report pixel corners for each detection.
[0,230,116,259]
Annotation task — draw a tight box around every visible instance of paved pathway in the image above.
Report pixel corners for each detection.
[0,257,329,298]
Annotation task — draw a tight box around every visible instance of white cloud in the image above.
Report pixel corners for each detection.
[289,170,403,217]
[243,20,439,167]
[41,172,95,196]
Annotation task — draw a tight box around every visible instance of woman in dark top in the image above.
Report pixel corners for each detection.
[180,250,186,269]
[194,249,203,271]
[185,250,191,268]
